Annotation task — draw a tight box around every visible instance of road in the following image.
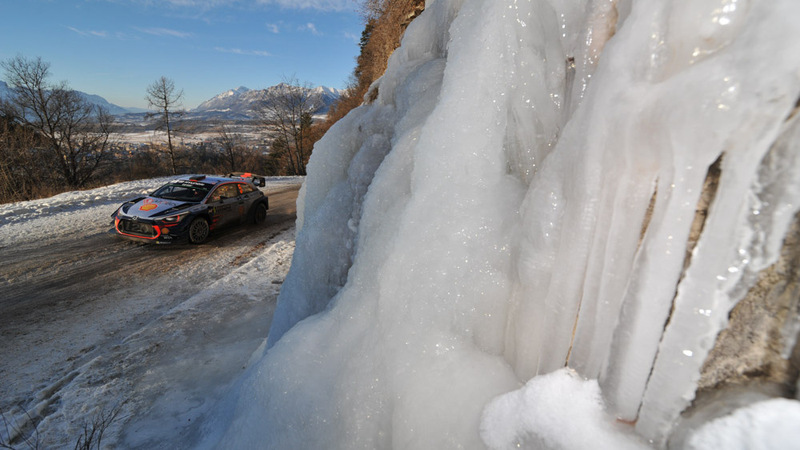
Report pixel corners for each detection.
[0,185,300,438]
[0,186,298,318]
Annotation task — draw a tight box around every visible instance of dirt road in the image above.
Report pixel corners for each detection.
[0,185,299,427]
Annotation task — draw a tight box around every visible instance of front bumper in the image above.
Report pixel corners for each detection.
[114,217,188,244]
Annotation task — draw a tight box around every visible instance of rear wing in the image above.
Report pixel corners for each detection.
[227,172,266,187]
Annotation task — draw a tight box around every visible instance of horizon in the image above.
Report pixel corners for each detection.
[0,0,364,110]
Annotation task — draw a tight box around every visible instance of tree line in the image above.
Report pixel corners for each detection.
[0,56,114,202]
[0,56,325,204]
[0,0,425,204]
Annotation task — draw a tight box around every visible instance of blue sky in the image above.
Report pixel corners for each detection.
[0,0,364,109]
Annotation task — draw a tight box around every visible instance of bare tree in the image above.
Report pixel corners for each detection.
[1,55,114,190]
[214,123,244,173]
[257,77,321,176]
[145,76,184,174]
[358,0,386,21]
[0,110,39,201]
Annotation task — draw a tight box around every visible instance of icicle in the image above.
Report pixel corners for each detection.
[637,110,800,446]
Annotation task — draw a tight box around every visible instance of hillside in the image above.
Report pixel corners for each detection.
[319,0,425,128]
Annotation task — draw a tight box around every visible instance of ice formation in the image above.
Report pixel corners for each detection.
[212,0,800,448]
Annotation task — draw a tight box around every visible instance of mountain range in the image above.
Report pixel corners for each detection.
[191,84,342,120]
[0,80,342,121]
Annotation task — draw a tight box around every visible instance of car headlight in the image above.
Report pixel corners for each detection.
[161,212,189,223]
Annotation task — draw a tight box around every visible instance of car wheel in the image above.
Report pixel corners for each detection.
[188,217,210,244]
[252,202,268,225]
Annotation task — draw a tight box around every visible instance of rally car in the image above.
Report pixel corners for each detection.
[112,174,269,244]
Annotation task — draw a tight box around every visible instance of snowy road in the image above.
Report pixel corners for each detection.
[0,178,301,448]
[0,185,298,319]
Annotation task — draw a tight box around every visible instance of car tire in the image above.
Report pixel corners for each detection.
[252,202,268,225]
[188,217,210,244]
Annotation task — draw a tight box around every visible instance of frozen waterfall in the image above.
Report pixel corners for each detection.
[209,0,800,448]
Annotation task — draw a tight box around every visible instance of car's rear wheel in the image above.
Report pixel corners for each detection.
[252,202,268,225]
[188,217,210,244]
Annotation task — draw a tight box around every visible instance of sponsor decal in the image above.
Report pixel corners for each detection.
[178,181,210,188]
[139,198,158,211]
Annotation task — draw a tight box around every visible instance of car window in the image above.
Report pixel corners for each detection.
[209,184,239,202]
[152,183,209,201]
[238,183,255,194]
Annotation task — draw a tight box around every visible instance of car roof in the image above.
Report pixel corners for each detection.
[174,174,250,187]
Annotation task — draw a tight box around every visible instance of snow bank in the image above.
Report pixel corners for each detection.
[0,175,302,246]
[684,398,800,450]
[481,368,647,450]
[215,0,800,448]
[0,177,172,245]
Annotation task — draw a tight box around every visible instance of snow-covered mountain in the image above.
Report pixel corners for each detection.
[0,79,138,115]
[77,91,131,115]
[191,83,342,120]
[194,85,252,112]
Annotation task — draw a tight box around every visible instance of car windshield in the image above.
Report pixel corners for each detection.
[151,182,210,202]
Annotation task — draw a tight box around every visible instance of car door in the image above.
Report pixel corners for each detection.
[206,183,241,229]
[231,182,251,224]
[235,182,260,223]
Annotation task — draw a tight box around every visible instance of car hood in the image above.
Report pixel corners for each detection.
[123,197,196,219]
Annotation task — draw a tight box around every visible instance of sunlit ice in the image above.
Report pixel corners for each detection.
[209,0,800,448]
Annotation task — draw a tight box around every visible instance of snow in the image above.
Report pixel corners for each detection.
[480,368,647,450]
[0,176,302,448]
[4,0,800,447]
[110,233,295,448]
[0,177,172,240]
[0,176,302,246]
[212,0,800,448]
[684,398,800,450]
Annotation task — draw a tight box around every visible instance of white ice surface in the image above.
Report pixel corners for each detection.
[216,0,800,448]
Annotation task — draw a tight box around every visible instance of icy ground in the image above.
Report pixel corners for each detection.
[0,176,302,449]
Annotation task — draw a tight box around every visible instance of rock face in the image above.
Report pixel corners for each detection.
[699,211,800,396]
[670,108,800,446]
[674,146,800,399]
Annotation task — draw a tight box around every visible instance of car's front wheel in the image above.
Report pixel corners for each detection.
[188,217,210,244]
[252,202,268,225]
